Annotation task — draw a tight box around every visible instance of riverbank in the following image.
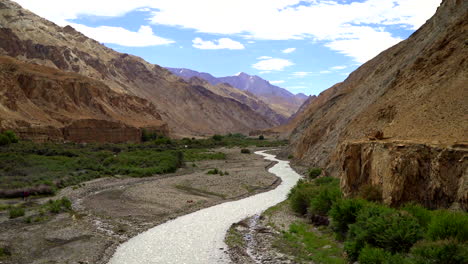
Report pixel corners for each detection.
[0,147,281,264]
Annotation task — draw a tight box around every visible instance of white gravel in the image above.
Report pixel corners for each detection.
[108,150,302,264]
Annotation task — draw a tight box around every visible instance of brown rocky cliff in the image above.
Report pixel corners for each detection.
[0,56,167,142]
[288,0,468,208]
[0,0,274,136]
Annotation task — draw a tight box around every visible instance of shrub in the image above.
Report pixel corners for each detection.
[410,239,468,264]
[0,134,10,146]
[401,203,432,230]
[207,168,220,175]
[241,148,251,154]
[314,176,338,186]
[330,198,368,235]
[288,154,293,159]
[289,180,319,215]
[3,130,19,143]
[308,168,322,179]
[358,184,382,202]
[308,183,342,216]
[345,205,423,261]
[46,197,72,214]
[8,207,25,218]
[141,129,158,142]
[212,134,223,141]
[358,246,410,264]
[0,247,11,257]
[259,135,264,140]
[427,210,468,242]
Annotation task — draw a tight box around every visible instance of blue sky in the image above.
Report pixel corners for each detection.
[15,0,441,96]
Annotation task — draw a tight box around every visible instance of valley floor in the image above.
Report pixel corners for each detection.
[0,147,280,264]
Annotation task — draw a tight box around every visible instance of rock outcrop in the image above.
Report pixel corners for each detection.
[0,56,167,142]
[0,0,274,137]
[288,0,467,208]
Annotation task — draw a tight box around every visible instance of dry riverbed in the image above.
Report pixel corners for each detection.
[0,147,280,264]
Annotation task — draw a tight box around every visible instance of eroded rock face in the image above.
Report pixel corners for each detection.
[340,141,467,209]
[63,119,141,143]
[285,0,467,207]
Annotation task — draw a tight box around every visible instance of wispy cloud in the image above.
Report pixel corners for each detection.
[270,80,285,84]
[257,56,272,60]
[330,65,347,70]
[192,37,244,50]
[252,57,294,71]
[68,24,174,47]
[282,48,296,54]
[292,72,311,77]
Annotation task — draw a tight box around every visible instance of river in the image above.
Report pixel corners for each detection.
[108,150,302,264]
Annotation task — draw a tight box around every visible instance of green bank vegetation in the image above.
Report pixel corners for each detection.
[0,132,286,197]
[277,176,468,264]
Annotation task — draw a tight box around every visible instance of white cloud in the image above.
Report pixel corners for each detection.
[292,71,311,77]
[192,37,245,50]
[252,58,294,71]
[319,70,332,74]
[14,0,442,63]
[70,24,174,47]
[270,80,285,84]
[330,65,347,70]
[282,47,296,54]
[257,56,272,60]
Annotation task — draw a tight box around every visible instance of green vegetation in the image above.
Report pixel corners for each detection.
[206,168,229,176]
[241,148,251,154]
[274,222,345,264]
[8,206,25,218]
[0,130,19,146]
[259,135,265,140]
[44,197,72,214]
[307,167,322,179]
[0,247,11,258]
[281,175,468,264]
[225,225,245,248]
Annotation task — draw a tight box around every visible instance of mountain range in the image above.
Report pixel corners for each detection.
[167,68,308,118]
[0,0,289,139]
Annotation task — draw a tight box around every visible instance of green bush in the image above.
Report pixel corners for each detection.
[0,134,10,146]
[330,198,368,234]
[358,246,410,264]
[308,168,322,179]
[241,148,251,154]
[401,203,432,230]
[410,239,468,264]
[0,247,11,257]
[427,210,468,242]
[314,177,339,186]
[308,183,342,216]
[345,205,423,261]
[207,168,220,175]
[288,154,293,159]
[289,180,319,215]
[141,129,158,142]
[259,135,265,140]
[8,207,25,218]
[45,197,72,214]
[3,130,19,143]
[212,134,223,141]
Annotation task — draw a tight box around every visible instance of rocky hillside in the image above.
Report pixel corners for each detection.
[0,0,274,137]
[0,56,167,142]
[167,68,308,118]
[288,0,467,208]
[187,77,288,125]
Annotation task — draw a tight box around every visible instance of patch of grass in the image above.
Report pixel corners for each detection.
[8,206,25,218]
[274,222,345,264]
[225,225,245,248]
[174,184,226,199]
[0,247,11,258]
[410,239,468,264]
[43,197,72,214]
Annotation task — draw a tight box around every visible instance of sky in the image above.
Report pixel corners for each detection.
[14,0,441,96]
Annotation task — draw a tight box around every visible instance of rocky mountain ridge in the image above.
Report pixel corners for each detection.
[0,0,275,138]
[167,67,308,118]
[287,0,467,208]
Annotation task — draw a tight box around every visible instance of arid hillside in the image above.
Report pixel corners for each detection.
[0,0,274,137]
[288,0,467,208]
[0,56,168,142]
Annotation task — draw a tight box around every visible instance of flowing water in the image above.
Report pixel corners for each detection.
[108,150,302,264]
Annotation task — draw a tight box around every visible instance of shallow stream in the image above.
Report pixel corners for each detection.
[108,150,302,264]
